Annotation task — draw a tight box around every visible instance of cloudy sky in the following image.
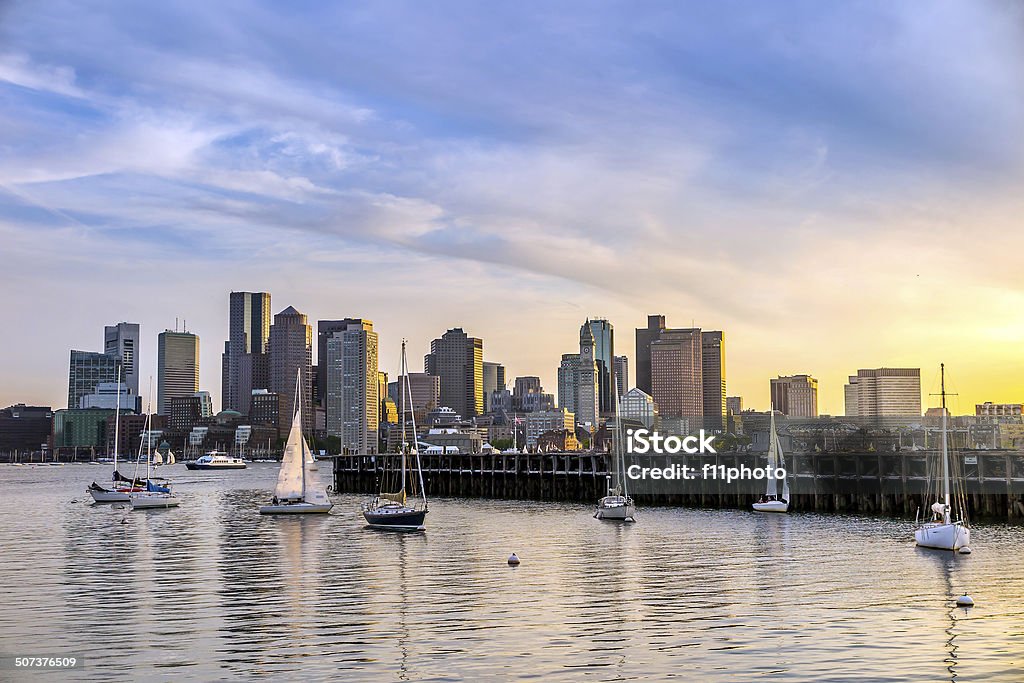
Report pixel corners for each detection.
[2,1,1023,414]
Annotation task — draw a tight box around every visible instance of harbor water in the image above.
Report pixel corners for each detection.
[0,463,1021,681]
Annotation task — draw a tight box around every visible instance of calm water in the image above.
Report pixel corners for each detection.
[0,463,1021,682]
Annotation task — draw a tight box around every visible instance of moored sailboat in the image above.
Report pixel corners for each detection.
[259,371,333,514]
[88,367,146,503]
[595,363,635,522]
[363,340,428,531]
[753,411,789,513]
[915,364,971,551]
[129,395,180,510]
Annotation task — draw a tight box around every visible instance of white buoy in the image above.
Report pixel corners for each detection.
[956,593,974,607]
[959,546,972,554]
[508,553,520,566]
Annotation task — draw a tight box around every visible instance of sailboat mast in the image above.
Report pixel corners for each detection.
[113,365,121,473]
[940,363,950,521]
[400,341,407,495]
[295,369,306,500]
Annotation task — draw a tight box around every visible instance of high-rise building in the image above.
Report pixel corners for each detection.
[620,388,658,429]
[701,331,726,431]
[269,306,313,432]
[770,375,819,417]
[650,328,702,423]
[511,376,554,412]
[844,368,921,418]
[424,328,484,418]
[79,382,136,411]
[104,322,140,397]
[726,396,743,414]
[390,373,441,422]
[222,291,271,412]
[558,353,581,414]
[635,314,666,394]
[483,361,506,412]
[613,355,628,398]
[317,320,355,408]
[325,319,379,454]
[575,322,600,431]
[585,319,615,413]
[68,350,121,410]
[157,330,199,415]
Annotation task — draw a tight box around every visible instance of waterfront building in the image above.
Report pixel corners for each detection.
[325,319,379,454]
[524,408,575,446]
[770,375,819,417]
[650,328,702,421]
[250,390,280,434]
[613,355,628,397]
[976,402,1024,419]
[222,291,272,412]
[620,388,658,429]
[483,362,506,412]
[844,368,921,418]
[269,306,313,432]
[104,322,140,397]
[53,408,115,449]
[157,330,199,415]
[635,314,666,394]
[79,382,136,411]
[67,350,121,410]
[424,328,484,418]
[169,394,204,431]
[0,405,53,454]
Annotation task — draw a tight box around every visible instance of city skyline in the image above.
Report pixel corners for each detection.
[2,3,1023,415]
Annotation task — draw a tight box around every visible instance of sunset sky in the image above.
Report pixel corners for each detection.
[2,1,1023,415]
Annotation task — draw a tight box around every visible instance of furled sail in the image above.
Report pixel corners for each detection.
[379,490,407,505]
[274,410,306,501]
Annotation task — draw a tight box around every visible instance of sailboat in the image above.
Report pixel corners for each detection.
[363,340,428,531]
[88,366,145,503]
[915,364,971,551]
[753,411,790,513]
[129,395,181,510]
[259,370,333,514]
[595,366,635,521]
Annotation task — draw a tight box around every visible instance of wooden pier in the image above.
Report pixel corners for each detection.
[331,449,1024,519]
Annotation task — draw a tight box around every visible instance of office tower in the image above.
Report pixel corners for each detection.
[104,322,140,397]
[325,319,379,454]
[269,306,313,432]
[194,391,214,418]
[844,368,921,417]
[483,361,506,412]
[726,396,743,414]
[770,375,819,417]
[558,354,580,414]
[317,320,354,407]
[222,291,271,412]
[237,351,270,416]
[79,382,136,411]
[68,350,121,410]
[168,395,204,431]
[424,328,484,418]
[650,328,702,422]
[391,373,441,420]
[556,321,600,431]
[585,319,615,413]
[158,330,199,415]
[701,331,726,431]
[620,388,658,429]
[613,355,628,398]
[512,376,554,412]
[250,390,280,431]
[635,314,666,394]
[378,372,389,426]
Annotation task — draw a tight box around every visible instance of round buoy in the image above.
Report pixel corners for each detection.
[508,553,520,566]
[955,594,974,607]
[959,546,972,555]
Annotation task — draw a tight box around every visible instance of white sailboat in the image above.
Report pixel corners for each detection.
[753,411,789,513]
[595,364,635,521]
[260,371,333,514]
[88,366,145,503]
[363,340,429,530]
[129,389,180,510]
[915,364,971,551]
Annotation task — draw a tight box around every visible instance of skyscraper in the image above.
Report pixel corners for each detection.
[635,314,666,394]
[269,306,313,432]
[325,319,379,454]
[701,331,726,431]
[558,353,580,414]
[68,350,121,410]
[770,375,819,417]
[483,361,506,412]
[222,291,271,412]
[424,328,484,418]
[650,328,702,422]
[157,330,199,415]
[585,319,615,413]
[318,320,354,408]
[613,355,628,398]
[104,322,140,397]
[844,368,921,418]
[576,323,600,431]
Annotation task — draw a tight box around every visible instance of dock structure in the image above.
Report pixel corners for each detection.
[331,449,1024,518]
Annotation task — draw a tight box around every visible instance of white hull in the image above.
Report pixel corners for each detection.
[89,489,131,503]
[595,496,636,521]
[259,503,333,515]
[915,522,970,551]
[753,500,789,513]
[130,494,180,509]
